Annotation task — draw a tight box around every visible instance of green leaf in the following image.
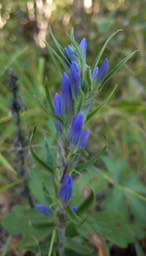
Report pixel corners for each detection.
[70,27,75,39]
[45,41,69,73]
[65,237,93,255]
[102,187,128,216]
[78,189,94,215]
[86,85,117,122]
[100,50,138,88]
[77,212,134,248]
[92,29,122,71]
[2,205,53,241]
[76,144,106,172]
[49,27,65,57]
[30,126,54,173]
[33,94,63,125]
[29,170,46,204]
[77,148,89,158]
[44,137,55,170]
[124,193,146,223]
[65,207,83,225]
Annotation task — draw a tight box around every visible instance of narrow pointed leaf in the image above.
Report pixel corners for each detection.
[70,27,75,39]
[46,42,69,73]
[86,85,117,122]
[100,50,138,88]
[33,94,63,125]
[44,138,55,170]
[92,29,122,72]
[76,144,106,172]
[78,189,94,215]
[30,126,54,173]
[49,27,64,56]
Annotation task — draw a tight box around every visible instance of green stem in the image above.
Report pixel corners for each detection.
[58,213,65,256]
[48,229,56,256]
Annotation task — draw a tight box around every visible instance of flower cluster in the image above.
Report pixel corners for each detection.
[55,38,108,203]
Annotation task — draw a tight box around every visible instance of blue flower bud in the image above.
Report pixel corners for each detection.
[35,204,53,217]
[96,58,108,82]
[79,38,87,61]
[70,62,81,98]
[64,45,78,64]
[62,72,73,116]
[70,112,84,146]
[59,175,73,202]
[80,129,90,150]
[54,93,62,132]
[72,206,78,214]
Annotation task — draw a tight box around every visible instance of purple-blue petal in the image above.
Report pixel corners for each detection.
[35,204,53,217]
[59,175,73,202]
[54,93,62,118]
[54,93,62,132]
[80,129,90,150]
[79,38,87,61]
[96,58,108,82]
[70,61,81,98]
[64,45,78,63]
[70,112,84,146]
[62,72,73,115]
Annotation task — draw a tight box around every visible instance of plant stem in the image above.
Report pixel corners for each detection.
[48,229,56,256]
[8,71,33,206]
[58,213,65,256]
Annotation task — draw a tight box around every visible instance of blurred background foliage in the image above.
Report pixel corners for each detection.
[0,0,146,255]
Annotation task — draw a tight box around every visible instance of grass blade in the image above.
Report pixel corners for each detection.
[2,236,12,256]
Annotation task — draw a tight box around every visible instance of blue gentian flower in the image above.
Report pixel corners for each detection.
[96,58,108,82]
[62,72,73,116]
[64,45,78,64]
[79,38,87,61]
[70,61,81,99]
[54,93,62,132]
[80,129,90,150]
[35,204,53,217]
[70,112,84,146]
[59,175,73,202]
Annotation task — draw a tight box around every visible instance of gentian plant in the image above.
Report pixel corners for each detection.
[2,29,137,255]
